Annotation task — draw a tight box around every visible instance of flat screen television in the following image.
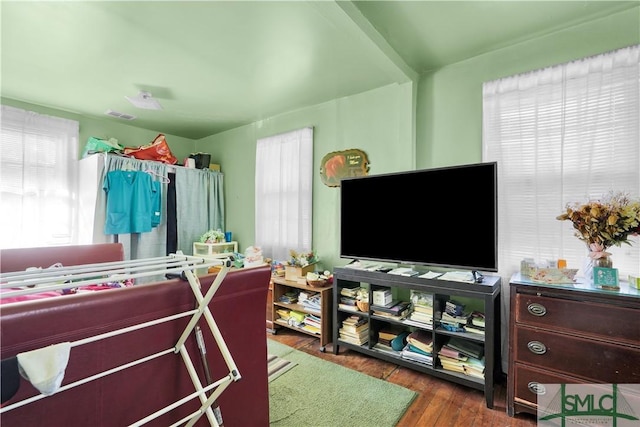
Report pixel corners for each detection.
[340,162,498,273]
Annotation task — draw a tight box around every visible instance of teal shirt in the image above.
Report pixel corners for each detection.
[103,170,156,234]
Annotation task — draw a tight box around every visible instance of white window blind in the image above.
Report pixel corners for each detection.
[0,105,80,248]
[483,45,639,282]
[255,127,313,261]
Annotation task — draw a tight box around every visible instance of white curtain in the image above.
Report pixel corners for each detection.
[0,105,79,248]
[255,127,313,261]
[483,45,640,371]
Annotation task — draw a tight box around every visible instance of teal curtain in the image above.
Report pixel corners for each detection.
[175,167,224,255]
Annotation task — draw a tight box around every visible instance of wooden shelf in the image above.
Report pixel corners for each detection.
[268,276,333,351]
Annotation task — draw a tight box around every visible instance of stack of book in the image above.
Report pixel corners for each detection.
[302,313,322,335]
[301,293,321,313]
[371,300,411,320]
[338,286,360,312]
[440,299,468,332]
[278,290,298,304]
[404,290,434,329]
[375,324,405,351]
[400,330,433,365]
[438,337,485,378]
[465,311,485,336]
[339,315,369,345]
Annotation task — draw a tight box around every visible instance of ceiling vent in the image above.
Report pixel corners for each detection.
[125,91,163,110]
[105,109,137,120]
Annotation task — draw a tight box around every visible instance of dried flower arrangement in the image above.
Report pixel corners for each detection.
[556,191,640,257]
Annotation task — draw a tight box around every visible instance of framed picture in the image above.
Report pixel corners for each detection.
[320,149,369,187]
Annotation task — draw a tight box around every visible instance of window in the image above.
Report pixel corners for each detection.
[255,127,313,261]
[0,105,79,248]
[483,45,639,281]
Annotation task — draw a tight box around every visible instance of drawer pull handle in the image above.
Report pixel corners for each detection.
[528,382,546,395]
[527,340,547,355]
[527,303,547,316]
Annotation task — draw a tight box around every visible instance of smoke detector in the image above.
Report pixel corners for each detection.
[125,91,163,110]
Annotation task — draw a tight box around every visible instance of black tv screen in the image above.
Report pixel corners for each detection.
[340,162,498,272]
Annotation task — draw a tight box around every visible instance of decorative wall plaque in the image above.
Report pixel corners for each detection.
[320,149,369,187]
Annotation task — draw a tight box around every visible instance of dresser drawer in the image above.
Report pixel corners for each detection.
[512,363,586,410]
[514,293,639,345]
[513,326,640,383]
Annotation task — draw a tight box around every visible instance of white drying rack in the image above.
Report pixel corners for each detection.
[0,252,237,427]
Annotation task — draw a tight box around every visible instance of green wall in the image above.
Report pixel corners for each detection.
[197,82,414,269]
[0,97,196,161]
[416,6,640,170]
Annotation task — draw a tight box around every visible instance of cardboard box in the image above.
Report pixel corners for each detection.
[285,263,316,284]
[209,163,221,172]
[373,289,392,306]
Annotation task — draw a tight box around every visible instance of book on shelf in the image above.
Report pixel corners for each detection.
[439,345,468,361]
[440,312,469,326]
[377,324,405,341]
[340,296,357,306]
[340,286,360,297]
[470,311,486,328]
[464,324,485,336]
[338,303,360,312]
[372,309,409,320]
[339,328,369,341]
[402,318,433,330]
[410,290,434,308]
[406,330,433,354]
[412,304,433,315]
[302,324,321,334]
[342,315,367,326]
[444,300,465,317]
[339,332,368,345]
[373,342,398,356]
[341,320,369,334]
[446,337,484,359]
[370,300,410,315]
[401,344,433,365]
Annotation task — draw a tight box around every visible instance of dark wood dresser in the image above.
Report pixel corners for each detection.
[507,273,640,416]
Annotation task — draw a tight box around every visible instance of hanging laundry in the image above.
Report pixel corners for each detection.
[151,180,161,228]
[103,170,156,234]
[17,342,71,396]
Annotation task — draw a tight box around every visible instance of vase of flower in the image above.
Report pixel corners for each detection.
[558,191,639,281]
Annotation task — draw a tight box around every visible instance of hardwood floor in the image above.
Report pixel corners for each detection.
[267,329,537,427]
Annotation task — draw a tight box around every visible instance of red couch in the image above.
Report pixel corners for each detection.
[0,244,271,426]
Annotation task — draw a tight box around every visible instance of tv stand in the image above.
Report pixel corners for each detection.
[332,267,501,408]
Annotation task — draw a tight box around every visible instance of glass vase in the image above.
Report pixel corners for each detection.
[583,251,612,280]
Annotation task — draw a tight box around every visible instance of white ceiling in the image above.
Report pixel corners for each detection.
[1,1,637,140]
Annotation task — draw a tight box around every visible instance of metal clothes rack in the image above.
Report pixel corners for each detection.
[0,253,237,427]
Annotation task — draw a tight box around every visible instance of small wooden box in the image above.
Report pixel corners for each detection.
[285,263,316,283]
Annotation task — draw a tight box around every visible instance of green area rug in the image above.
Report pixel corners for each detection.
[267,339,417,427]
